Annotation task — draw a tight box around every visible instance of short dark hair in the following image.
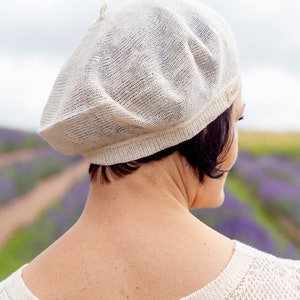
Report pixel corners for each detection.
[89,105,233,184]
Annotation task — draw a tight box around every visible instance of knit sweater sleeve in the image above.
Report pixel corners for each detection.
[0,265,38,300]
[181,241,300,300]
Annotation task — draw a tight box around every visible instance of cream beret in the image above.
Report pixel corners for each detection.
[39,0,241,165]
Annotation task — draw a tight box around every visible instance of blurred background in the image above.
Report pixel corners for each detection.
[0,0,300,279]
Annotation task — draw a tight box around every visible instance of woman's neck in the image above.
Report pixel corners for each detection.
[23,155,234,300]
[86,153,204,217]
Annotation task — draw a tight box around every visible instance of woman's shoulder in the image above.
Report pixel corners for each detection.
[0,264,38,300]
[181,241,300,300]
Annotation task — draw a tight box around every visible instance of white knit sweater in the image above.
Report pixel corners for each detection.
[0,241,299,299]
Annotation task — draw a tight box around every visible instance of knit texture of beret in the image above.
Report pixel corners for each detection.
[38,0,241,165]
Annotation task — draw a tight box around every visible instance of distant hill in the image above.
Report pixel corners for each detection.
[0,127,47,152]
[239,130,300,156]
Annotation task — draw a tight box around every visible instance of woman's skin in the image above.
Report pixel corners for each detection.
[23,97,245,300]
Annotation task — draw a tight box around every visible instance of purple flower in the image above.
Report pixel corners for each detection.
[0,176,16,204]
[216,218,277,255]
[232,151,300,226]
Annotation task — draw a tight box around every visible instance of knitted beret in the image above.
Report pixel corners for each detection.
[39,0,241,165]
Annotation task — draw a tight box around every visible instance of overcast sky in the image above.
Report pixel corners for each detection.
[1,0,300,132]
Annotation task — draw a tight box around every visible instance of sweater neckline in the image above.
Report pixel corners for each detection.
[180,240,255,299]
[14,264,38,299]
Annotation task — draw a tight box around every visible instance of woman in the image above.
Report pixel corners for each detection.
[1,0,299,299]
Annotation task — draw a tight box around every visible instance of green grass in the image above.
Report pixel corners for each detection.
[238,131,300,156]
[0,208,60,280]
[0,226,39,279]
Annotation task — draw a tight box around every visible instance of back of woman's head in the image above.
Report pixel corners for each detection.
[89,104,233,184]
[38,0,241,176]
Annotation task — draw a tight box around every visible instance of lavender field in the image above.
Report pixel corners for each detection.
[0,128,47,152]
[0,147,81,206]
[193,151,300,259]
[0,128,299,279]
